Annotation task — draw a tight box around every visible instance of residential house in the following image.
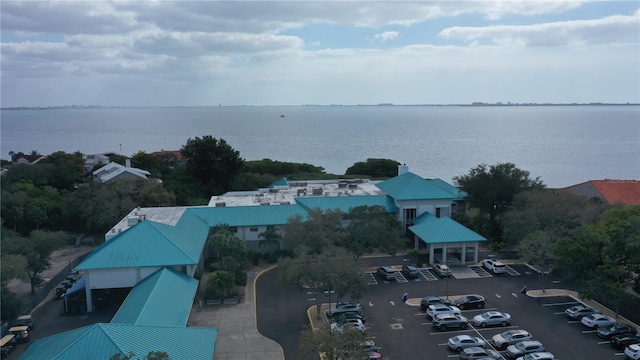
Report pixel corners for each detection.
[93,160,151,183]
[559,179,640,205]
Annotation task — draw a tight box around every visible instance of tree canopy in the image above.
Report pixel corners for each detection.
[180,135,245,195]
[341,205,404,259]
[453,162,544,241]
[345,158,401,178]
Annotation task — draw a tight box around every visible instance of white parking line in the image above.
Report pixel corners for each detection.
[582,330,598,334]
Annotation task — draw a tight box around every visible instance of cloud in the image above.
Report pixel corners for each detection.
[372,31,401,43]
[439,11,640,47]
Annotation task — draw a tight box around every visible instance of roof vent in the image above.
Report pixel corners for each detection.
[215,202,226,207]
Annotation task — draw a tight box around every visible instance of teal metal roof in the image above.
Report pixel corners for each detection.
[411,211,438,225]
[188,204,308,227]
[409,217,487,244]
[268,177,289,188]
[376,172,459,200]
[18,323,217,360]
[111,268,198,327]
[429,178,468,199]
[295,195,398,213]
[76,211,209,270]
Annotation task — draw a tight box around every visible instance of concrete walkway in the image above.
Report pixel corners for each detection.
[187,265,284,360]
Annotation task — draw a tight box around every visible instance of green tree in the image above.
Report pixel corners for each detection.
[342,205,403,259]
[453,163,545,241]
[258,227,282,255]
[345,158,401,178]
[180,135,245,195]
[1,285,23,323]
[244,159,325,176]
[557,205,640,316]
[297,322,366,360]
[518,231,557,293]
[207,227,247,261]
[131,151,166,178]
[38,151,85,191]
[206,270,236,301]
[110,351,170,360]
[283,208,345,254]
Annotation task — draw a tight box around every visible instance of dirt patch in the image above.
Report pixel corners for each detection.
[6,245,97,299]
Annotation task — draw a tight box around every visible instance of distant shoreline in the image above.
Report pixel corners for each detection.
[2,103,639,110]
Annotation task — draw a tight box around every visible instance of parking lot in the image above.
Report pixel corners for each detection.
[327,261,635,359]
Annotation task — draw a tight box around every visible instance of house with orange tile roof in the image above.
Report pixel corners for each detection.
[150,149,187,168]
[559,179,640,205]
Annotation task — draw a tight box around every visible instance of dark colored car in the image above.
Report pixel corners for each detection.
[597,323,637,339]
[402,264,420,279]
[420,296,453,311]
[610,334,640,349]
[454,295,485,310]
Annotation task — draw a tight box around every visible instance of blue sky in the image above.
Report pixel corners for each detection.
[1,1,638,106]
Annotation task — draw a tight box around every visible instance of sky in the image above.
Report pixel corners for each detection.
[1,1,639,107]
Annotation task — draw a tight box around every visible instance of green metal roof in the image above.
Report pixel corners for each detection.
[268,177,289,188]
[429,178,468,199]
[376,172,460,200]
[111,268,198,327]
[409,217,487,244]
[18,323,217,360]
[411,211,438,225]
[76,211,209,270]
[187,204,308,227]
[295,195,398,213]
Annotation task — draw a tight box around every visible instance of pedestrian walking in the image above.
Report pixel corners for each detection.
[198,298,203,311]
[402,293,408,302]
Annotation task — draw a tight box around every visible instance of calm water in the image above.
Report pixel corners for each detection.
[1,105,639,187]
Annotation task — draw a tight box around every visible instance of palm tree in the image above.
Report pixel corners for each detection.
[258,227,281,255]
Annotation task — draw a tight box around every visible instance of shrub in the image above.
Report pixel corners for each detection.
[235,272,248,286]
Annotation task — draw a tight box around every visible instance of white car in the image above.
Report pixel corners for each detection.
[482,259,506,274]
[491,329,533,350]
[580,313,615,329]
[433,263,452,277]
[472,311,511,327]
[625,344,640,360]
[427,304,461,319]
[448,334,487,351]
[330,318,365,333]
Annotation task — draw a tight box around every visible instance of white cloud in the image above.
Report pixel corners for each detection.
[439,11,640,47]
[372,31,401,43]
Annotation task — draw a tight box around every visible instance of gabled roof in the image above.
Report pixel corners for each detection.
[409,217,486,244]
[18,323,217,360]
[588,180,640,205]
[14,154,45,164]
[376,172,460,200]
[411,211,438,225]
[295,195,398,213]
[187,204,308,227]
[429,178,468,199]
[76,211,209,270]
[111,268,198,327]
[93,162,151,182]
[268,177,289,188]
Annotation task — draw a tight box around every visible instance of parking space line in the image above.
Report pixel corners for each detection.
[504,265,521,276]
[365,272,378,285]
[542,301,579,307]
[394,271,408,283]
[582,330,598,334]
[468,265,493,278]
[418,268,439,281]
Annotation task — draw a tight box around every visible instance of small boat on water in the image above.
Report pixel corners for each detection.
[280,114,285,118]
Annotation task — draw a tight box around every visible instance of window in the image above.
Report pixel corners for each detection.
[436,208,441,218]
[250,228,259,232]
[230,227,238,233]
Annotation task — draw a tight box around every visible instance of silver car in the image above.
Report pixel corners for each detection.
[433,263,452,277]
[472,311,511,327]
[448,335,487,351]
[458,346,500,359]
[506,340,545,359]
[491,329,533,350]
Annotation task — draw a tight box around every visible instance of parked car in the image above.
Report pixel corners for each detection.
[366,352,382,360]
[564,305,601,320]
[426,304,461,319]
[625,343,640,360]
[402,264,420,279]
[361,340,379,352]
[506,340,545,359]
[458,346,500,360]
[482,259,506,274]
[327,302,362,317]
[610,334,640,349]
[491,329,533,350]
[330,318,365,333]
[515,352,555,360]
[597,322,637,339]
[433,314,468,331]
[377,266,397,281]
[448,335,487,351]
[1,335,17,359]
[332,312,366,324]
[454,295,485,310]
[420,296,453,311]
[433,263,452,277]
[581,313,615,329]
[472,311,511,327]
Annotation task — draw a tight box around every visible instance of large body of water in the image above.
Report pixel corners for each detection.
[1,105,638,188]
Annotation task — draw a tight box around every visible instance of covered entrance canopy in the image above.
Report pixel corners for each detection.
[409,216,486,265]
